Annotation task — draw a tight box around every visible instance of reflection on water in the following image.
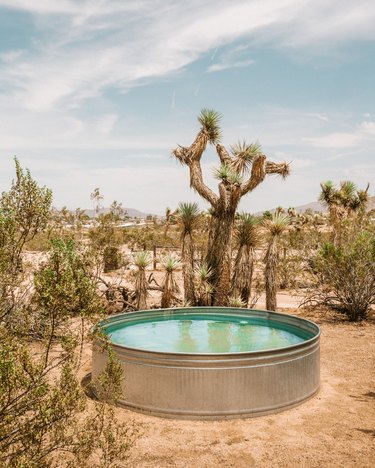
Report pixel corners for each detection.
[107,314,310,354]
[207,321,232,353]
[177,320,199,352]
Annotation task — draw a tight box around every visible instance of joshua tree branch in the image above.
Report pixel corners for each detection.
[190,160,219,206]
[240,155,267,195]
[240,157,290,196]
[216,144,233,166]
[229,185,241,208]
[173,130,219,206]
[172,130,209,164]
[265,161,290,178]
[218,182,228,210]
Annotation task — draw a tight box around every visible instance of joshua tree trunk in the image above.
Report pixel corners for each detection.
[135,268,148,310]
[173,109,289,306]
[177,202,199,305]
[160,254,180,308]
[264,239,277,311]
[206,200,238,305]
[182,233,196,304]
[263,213,289,311]
[231,245,254,305]
[133,252,151,310]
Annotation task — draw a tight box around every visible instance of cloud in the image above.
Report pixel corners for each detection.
[0,2,374,212]
[1,0,375,112]
[207,59,254,73]
[305,113,329,122]
[359,121,375,135]
[303,119,375,148]
[303,132,362,148]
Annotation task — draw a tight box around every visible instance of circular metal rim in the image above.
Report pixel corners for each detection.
[94,307,320,357]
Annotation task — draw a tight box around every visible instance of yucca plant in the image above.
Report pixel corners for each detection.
[195,263,213,306]
[228,294,246,308]
[177,202,200,305]
[263,213,290,311]
[160,253,181,308]
[231,213,259,306]
[133,251,151,310]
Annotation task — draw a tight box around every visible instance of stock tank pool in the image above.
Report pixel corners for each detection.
[92,308,320,419]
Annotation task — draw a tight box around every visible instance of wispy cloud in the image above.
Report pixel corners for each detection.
[305,113,329,122]
[359,120,375,135]
[208,59,254,73]
[1,0,375,111]
[303,120,375,148]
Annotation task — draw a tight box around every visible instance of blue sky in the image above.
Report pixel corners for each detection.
[0,0,374,214]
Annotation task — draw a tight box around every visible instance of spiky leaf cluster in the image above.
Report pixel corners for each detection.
[263,212,290,237]
[161,253,181,272]
[228,294,246,308]
[177,202,200,235]
[133,251,152,269]
[213,164,243,185]
[195,262,212,282]
[198,108,222,143]
[235,213,259,248]
[230,140,262,174]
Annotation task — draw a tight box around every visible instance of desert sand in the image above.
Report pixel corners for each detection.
[80,305,375,468]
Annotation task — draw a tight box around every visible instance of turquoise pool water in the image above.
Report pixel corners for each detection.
[105,313,314,353]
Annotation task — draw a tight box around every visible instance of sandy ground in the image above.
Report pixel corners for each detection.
[80,306,375,468]
[24,251,374,466]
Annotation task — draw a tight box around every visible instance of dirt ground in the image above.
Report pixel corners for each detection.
[80,305,375,468]
[26,250,374,466]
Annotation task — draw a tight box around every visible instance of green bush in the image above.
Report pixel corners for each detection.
[306,222,375,321]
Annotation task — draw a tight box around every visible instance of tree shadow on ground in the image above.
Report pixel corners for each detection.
[356,428,375,438]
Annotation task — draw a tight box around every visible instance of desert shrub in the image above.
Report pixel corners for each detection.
[89,211,124,272]
[103,245,121,272]
[0,161,137,467]
[0,158,52,321]
[32,238,104,333]
[303,221,375,321]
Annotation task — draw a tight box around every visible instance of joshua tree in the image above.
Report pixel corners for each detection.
[173,109,289,305]
[263,213,290,311]
[231,213,259,306]
[133,251,151,310]
[319,180,369,246]
[160,254,181,308]
[90,187,103,218]
[177,202,200,305]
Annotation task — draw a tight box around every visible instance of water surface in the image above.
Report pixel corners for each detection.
[105,313,313,353]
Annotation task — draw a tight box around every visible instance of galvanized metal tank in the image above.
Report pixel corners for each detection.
[92,308,320,420]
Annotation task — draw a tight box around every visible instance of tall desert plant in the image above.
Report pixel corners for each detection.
[177,202,200,305]
[319,180,369,246]
[231,213,259,305]
[263,213,290,311]
[195,262,213,306]
[173,108,289,305]
[133,251,151,310]
[160,254,181,308]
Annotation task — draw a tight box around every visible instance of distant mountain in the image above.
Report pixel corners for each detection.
[84,207,153,218]
[258,195,375,215]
